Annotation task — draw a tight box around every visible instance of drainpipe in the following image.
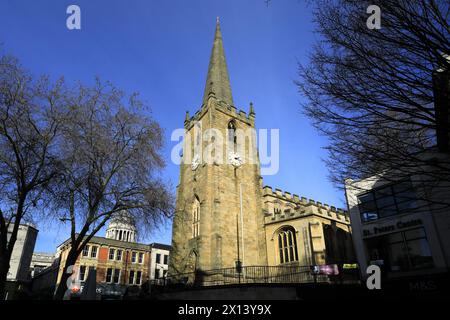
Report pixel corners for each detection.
[239,183,245,268]
[308,222,317,283]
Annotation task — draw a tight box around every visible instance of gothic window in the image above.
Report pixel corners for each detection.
[277,226,298,264]
[187,250,198,273]
[228,120,237,152]
[192,196,200,238]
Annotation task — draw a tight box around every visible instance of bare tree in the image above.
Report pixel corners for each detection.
[53,79,173,300]
[297,0,450,204]
[0,55,65,298]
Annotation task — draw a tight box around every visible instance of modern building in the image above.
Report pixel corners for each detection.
[30,252,55,278]
[54,214,171,299]
[169,19,355,281]
[345,55,450,291]
[345,161,450,290]
[5,223,38,299]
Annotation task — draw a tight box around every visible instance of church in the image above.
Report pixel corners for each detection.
[169,19,354,279]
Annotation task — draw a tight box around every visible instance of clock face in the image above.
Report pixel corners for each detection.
[191,154,200,170]
[229,152,243,167]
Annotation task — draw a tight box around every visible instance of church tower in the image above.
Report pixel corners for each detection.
[169,19,267,276]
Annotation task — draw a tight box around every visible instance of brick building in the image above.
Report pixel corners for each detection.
[55,214,170,299]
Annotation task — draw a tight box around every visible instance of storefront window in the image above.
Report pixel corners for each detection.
[387,242,409,272]
[366,227,434,272]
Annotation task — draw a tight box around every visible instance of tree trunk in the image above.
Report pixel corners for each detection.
[0,252,11,300]
[53,249,78,300]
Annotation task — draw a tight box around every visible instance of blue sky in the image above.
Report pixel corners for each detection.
[0,0,345,253]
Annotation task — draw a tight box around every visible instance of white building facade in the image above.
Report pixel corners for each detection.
[345,162,450,286]
[149,243,171,282]
[30,252,55,278]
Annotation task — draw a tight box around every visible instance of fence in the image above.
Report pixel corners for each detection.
[151,265,340,288]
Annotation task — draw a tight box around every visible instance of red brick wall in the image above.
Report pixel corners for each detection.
[98,247,108,262]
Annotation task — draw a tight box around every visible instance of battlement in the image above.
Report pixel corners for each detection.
[185,96,255,128]
[262,185,350,224]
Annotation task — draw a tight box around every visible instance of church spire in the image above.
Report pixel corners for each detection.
[202,17,234,106]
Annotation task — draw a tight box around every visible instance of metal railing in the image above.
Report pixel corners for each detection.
[151,265,335,288]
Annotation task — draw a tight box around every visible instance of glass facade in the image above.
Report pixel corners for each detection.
[358,180,417,223]
[365,227,434,272]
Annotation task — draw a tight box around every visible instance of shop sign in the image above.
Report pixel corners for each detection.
[362,218,422,237]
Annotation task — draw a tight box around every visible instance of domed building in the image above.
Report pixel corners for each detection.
[55,210,171,299]
[105,211,138,243]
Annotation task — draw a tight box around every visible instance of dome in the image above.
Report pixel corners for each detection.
[105,211,137,242]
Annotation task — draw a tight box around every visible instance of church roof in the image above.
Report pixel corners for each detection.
[202,17,234,106]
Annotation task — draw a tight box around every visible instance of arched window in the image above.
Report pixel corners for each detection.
[192,196,200,238]
[227,120,237,152]
[277,226,298,264]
